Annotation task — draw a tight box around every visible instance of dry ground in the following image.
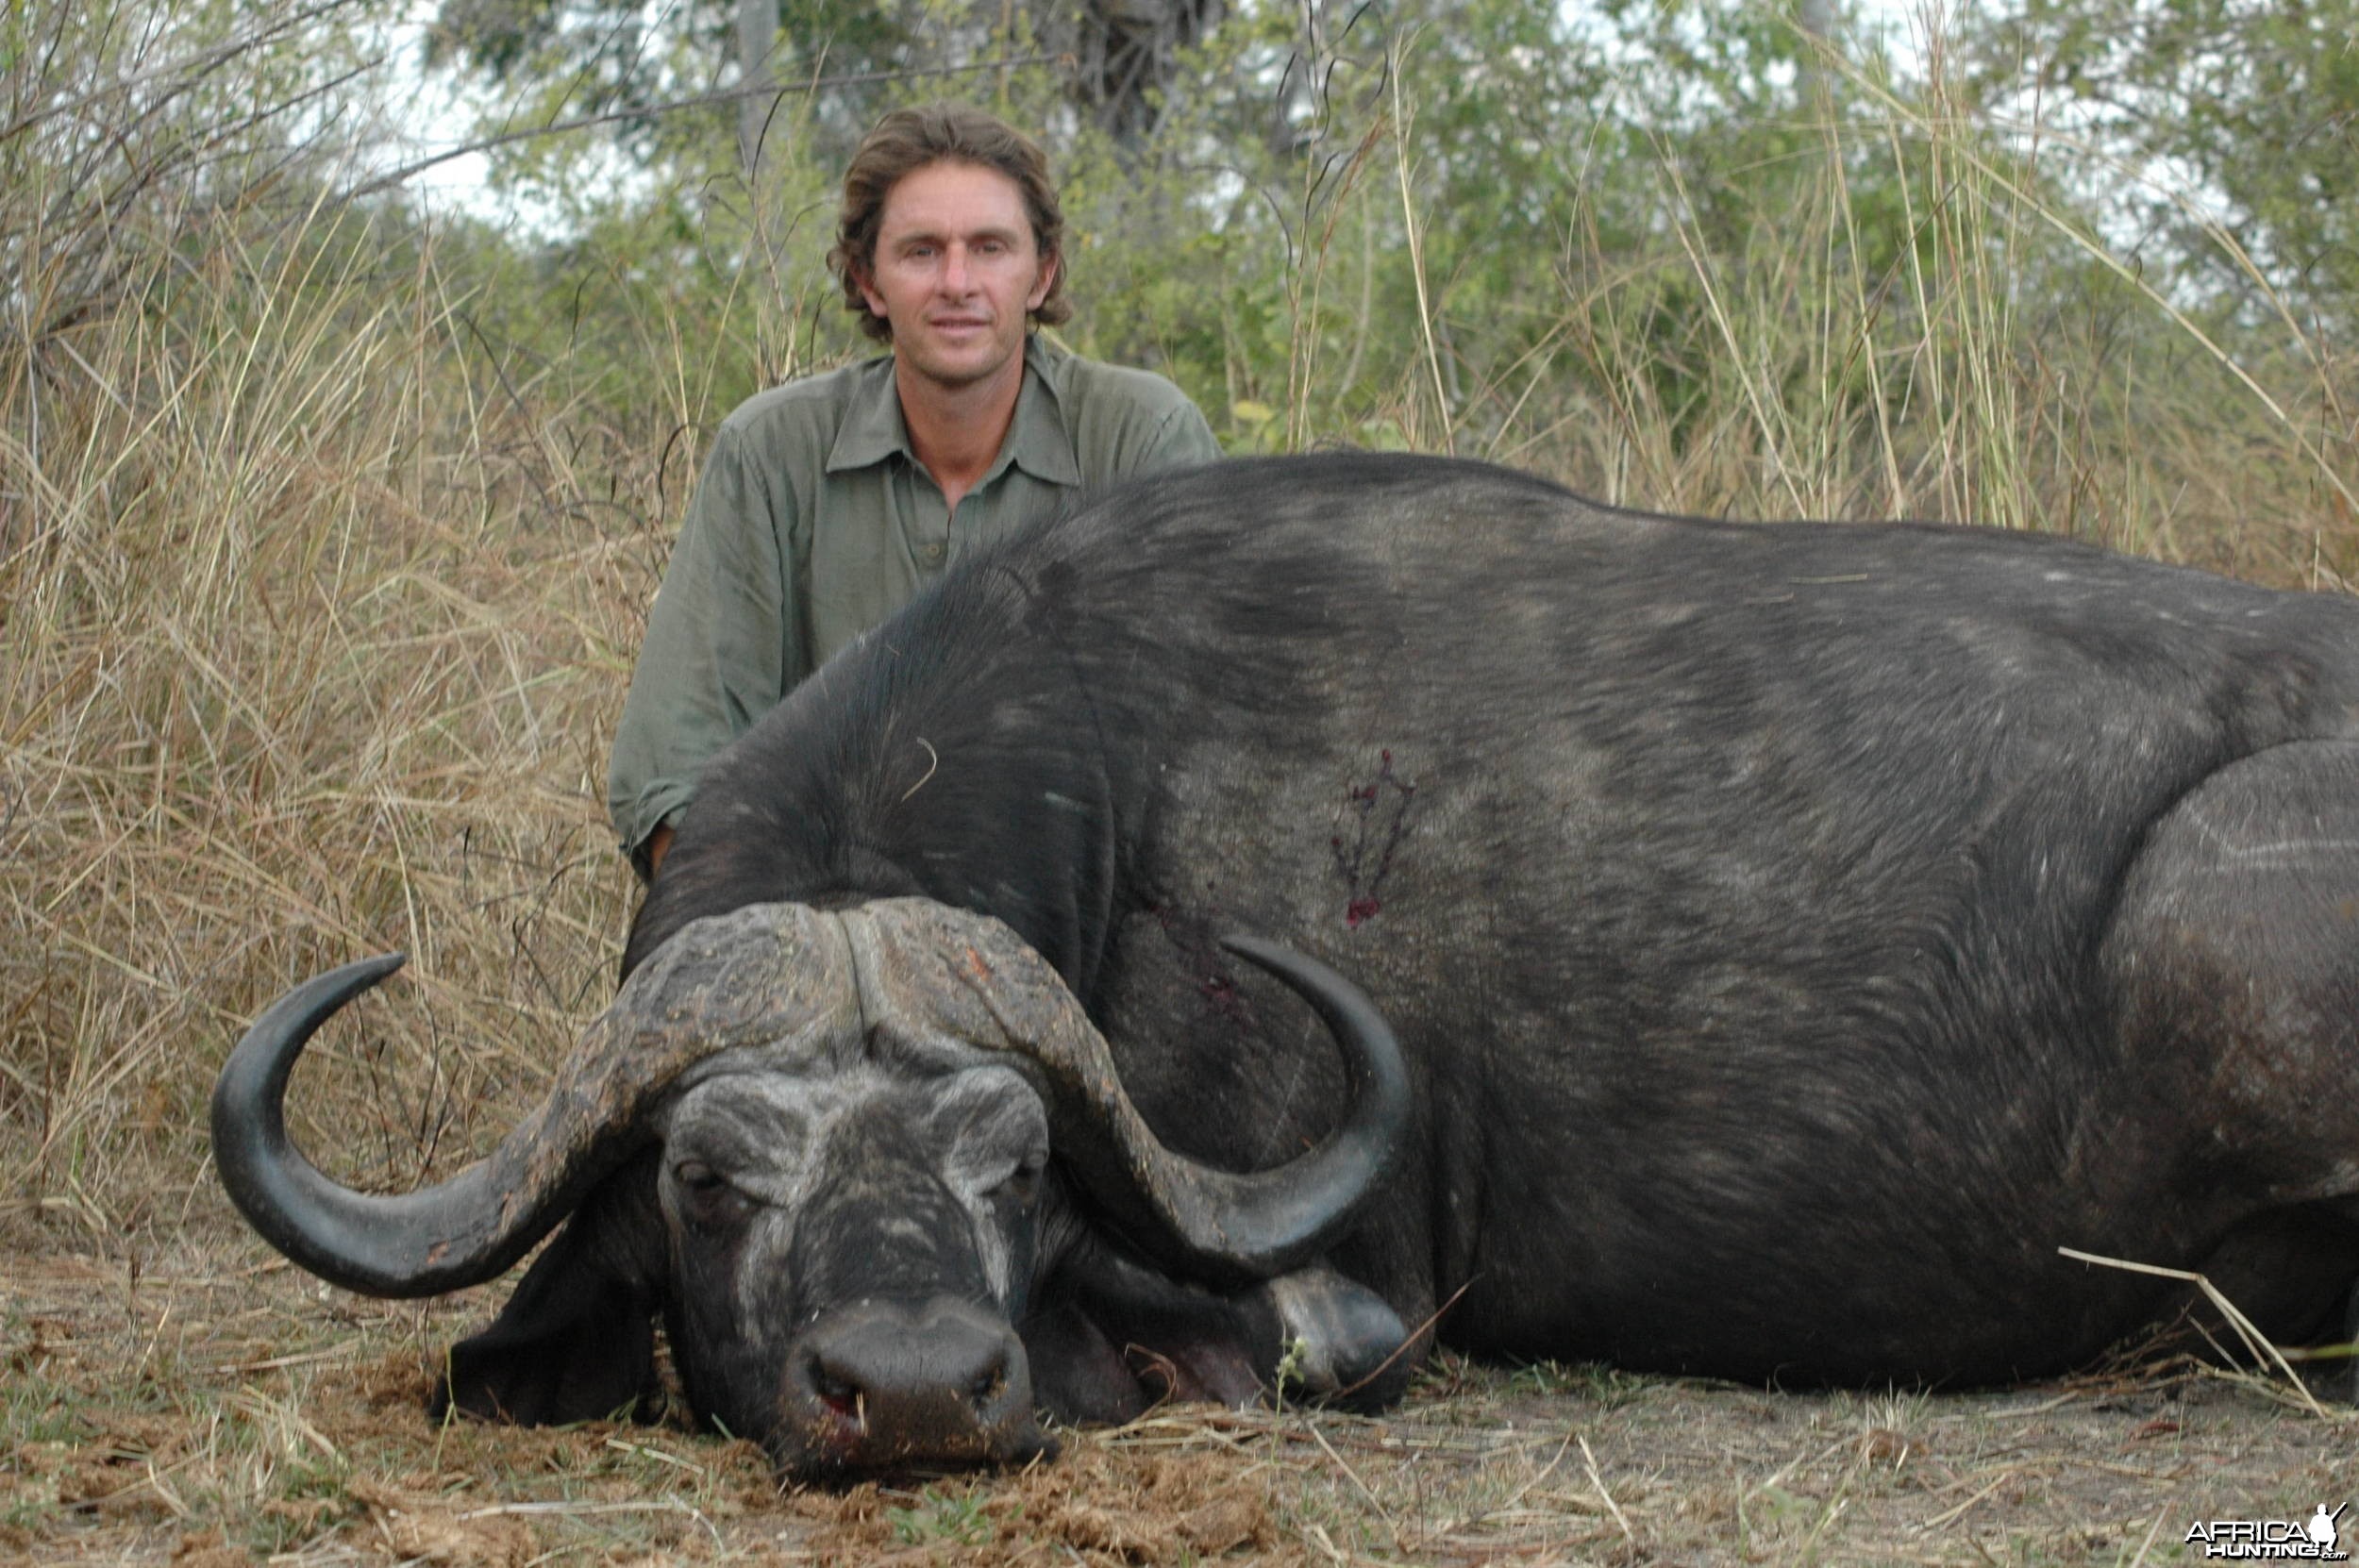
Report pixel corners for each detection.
[5,1217,2354,1566]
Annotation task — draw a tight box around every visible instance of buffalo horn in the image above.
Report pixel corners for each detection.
[844,901,1410,1286]
[210,905,857,1296]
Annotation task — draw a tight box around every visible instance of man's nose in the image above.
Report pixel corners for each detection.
[941,245,972,293]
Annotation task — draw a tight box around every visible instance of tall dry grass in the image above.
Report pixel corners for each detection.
[0,189,668,1236]
[1,8,2354,1252]
[1314,27,2356,585]
[0,0,699,1236]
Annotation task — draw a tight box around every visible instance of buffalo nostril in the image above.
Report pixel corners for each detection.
[794,1347,869,1437]
[812,1367,867,1427]
[820,1383,864,1427]
[779,1300,1044,1474]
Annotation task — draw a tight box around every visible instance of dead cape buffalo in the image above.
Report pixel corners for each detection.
[217,452,2359,1477]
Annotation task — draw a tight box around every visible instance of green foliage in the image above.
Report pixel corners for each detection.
[399,0,2359,526]
[888,1483,1000,1544]
[1273,1332,1312,1407]
[1971,0,2359,324]
[0,0,380,356]
[425,0,1226,183]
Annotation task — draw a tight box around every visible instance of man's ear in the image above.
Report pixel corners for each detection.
[1027,251,1060,313]
[429,1151,669,1426]
[855,265,888,320]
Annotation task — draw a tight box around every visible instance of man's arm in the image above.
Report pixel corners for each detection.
[1062,354,1222,485]
[607,424,797,880]
[1144,393,1222,471]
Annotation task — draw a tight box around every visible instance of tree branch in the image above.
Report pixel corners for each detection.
[336,52,1063,206]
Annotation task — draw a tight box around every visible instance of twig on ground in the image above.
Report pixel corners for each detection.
[1579,1433,1632,1545]
[2058,1245,2328,1417]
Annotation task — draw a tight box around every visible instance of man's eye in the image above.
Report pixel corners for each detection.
[675,1159,724,1193]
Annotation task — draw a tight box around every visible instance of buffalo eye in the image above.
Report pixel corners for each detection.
[671,1159,752,1228]
[994,1154,1046,1208]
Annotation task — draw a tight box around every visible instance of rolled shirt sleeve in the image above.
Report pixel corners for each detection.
[606,424,795,873]
[1142,385,1222,471]
[1057,355,1221,483]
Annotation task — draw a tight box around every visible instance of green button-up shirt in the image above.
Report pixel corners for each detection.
[607,337,1220,871]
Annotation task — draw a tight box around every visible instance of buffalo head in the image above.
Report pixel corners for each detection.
[211,900,1413,1477]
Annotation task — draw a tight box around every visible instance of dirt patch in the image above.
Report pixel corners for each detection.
[773,1445,1284,1565]
[347,1479,539,1567]
[4,1229,2356,1564]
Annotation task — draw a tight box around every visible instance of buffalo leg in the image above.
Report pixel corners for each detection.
[2182,1204,2359,1395]
[2103,738,2359,1373]
[1023,1236,1410,1423]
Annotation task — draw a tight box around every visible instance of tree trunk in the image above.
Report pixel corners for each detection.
[735,0,779,184]
[1796,0,1833,108]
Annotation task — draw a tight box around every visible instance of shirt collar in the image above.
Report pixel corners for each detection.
[822,338,1081,488]
[1005,337,1082,487]
[823,355,908,474]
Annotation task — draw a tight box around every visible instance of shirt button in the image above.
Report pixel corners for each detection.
[926,542,945,561]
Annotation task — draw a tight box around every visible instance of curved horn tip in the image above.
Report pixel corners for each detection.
[210,952,415,1277]
[1216,934,1342,987]
[1179,932,1411,1277]
[343,950,410,984]
[215,953,410,1086]
[337,951,408,993]
[1213,930,1407,1095]
[211,952,407,1139]
[271,950,411,1010]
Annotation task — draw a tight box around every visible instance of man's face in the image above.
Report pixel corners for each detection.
[859,160,1057,394]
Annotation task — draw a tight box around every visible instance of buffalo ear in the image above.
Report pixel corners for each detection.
[429,1154,668,1426]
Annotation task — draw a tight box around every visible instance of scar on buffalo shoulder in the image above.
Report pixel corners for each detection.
[1330,750,1415,927]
